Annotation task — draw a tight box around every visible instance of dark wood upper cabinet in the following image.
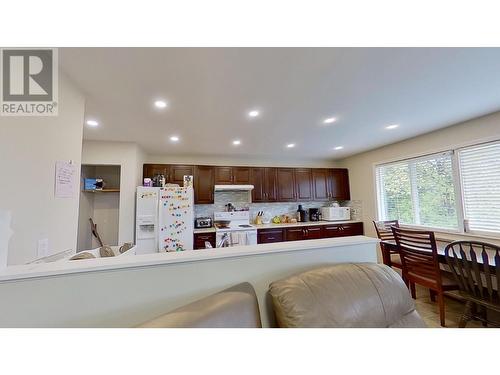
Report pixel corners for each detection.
[295,168,313,201]
[264,168,278,202]
[250,167,265,202]
[169,165,194,185]
[329,168,350,200]
[277,168,296,202]
[143,164,169,180]
[312,168,330,201]
[232,167,251,184]
[250,167,277,202]
[194,166,215,204]
[143,164,350,203]
[214,166,233,185]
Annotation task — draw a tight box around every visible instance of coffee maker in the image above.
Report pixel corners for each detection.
[309,208,320,221]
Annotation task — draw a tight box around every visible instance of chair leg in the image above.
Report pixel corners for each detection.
[437,292,446,327]
[429,289,436,302]
[459,300,473,328]
[410,282,416,299]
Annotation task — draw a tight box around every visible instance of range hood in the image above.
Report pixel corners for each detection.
[214,185,254,192]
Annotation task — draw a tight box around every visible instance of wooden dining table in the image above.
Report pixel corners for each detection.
[381,239,498,270]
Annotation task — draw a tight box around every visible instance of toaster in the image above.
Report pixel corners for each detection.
[195,217,213,228]
[321,207,351,221]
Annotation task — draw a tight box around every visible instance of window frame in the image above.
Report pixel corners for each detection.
[456,140,500,238]
[375,150,462,233]
[374,139,500,239]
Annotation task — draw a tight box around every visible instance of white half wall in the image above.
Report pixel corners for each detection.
[0,237,378,327]
[0,73,85,265]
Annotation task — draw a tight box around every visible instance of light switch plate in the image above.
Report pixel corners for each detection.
[37,238,49,259]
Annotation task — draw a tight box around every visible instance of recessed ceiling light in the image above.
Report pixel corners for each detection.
[248,110,260,118]
[334,146,344,150]
[154,100,168,109]
[286,143,296,148]
[323,117,336,124]
[385,124,399,130]
[232,140,241,146]
[86,120,99,127]
[169,135,179,142]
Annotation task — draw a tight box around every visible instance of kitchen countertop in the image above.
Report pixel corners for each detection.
[193,220,362,234]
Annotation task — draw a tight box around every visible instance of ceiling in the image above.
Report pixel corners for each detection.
[60,48,500,162]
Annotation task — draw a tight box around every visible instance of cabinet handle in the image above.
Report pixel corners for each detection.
[268,237,275,240]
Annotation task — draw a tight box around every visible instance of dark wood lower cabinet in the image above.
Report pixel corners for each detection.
[258,222,364,244]
[194,232,216,249]
[257,229,284,244]
[322,222,364,238]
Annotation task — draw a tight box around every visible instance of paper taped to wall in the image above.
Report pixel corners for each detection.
[55,161,77,198]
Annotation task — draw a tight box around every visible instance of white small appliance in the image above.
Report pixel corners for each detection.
[321,207,351,221]
[214,211,257,247]
[136,186,194,254]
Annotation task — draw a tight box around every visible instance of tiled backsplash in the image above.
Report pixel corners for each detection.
[194,191,363,222]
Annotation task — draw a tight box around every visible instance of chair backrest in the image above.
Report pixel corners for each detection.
[391,226,441,285]
[444,241,500,304]
[373,220,399,241]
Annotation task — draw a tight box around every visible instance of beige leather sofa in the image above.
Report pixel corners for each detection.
[138,263,425,328]
[138,282,262,328]
[269,263,426,328]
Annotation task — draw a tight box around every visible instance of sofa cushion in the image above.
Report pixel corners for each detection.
[137,282,262,328]
[269,263,426,328]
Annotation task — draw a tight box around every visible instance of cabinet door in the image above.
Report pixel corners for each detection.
[232,167,251,184]
[194,166,215,204]
[194,233,216,249]
[295,168,313,201]
[322,224,342,238]
[285,227,305,241]
[257,229,284,244]
[264,168,278,202]
[169,165,194,185]
[304,225,323,239]
[143,164,169,180]
[250,167,266,202]
[339,222,364,236]
[215,166,233,185]
[312,168,330,201]
[329,168,351,200]
[277,168,296,202]
[322,222,363,238]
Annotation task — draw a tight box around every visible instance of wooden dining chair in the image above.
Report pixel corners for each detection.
[372,220,402,270]
[444,241,500,328]
[391,227,458,327]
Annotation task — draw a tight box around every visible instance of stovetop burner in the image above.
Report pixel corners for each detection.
[238,224,253,228]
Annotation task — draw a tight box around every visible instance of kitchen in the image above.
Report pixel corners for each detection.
[135,164,363,254]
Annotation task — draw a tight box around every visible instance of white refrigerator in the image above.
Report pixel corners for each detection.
[136,186,194,254]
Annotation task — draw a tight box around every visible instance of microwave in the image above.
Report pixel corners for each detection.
[321,207,351,221]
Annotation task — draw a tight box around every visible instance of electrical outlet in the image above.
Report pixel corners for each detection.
[37,238,49,259]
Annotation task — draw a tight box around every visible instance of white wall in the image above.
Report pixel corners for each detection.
[337,110,500,243]
[0,73,85,265]
[82,141,146,245]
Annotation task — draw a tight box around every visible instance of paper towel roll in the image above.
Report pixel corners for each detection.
[0,210,13,269]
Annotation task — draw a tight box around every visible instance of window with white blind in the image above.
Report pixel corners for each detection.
[376,151,459,230]
[458,141,500,235]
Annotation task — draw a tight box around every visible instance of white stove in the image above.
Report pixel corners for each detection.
[213,211,257,247]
